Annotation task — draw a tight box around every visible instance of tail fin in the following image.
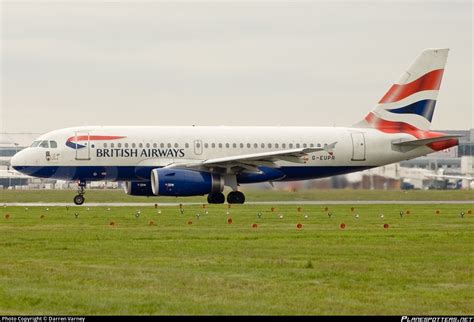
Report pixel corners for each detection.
[356,48,449,131]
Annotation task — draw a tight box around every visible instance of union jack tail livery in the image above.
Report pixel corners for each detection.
[358,48,449,131]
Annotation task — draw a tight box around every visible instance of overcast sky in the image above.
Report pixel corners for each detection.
[1,1,472,133]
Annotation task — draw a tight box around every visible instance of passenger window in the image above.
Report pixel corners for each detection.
[240,143,244,148]
[118,143,122,148]
[289,143,293,148]
[226,143,230,148]
[218,143,222,148]
[254,143,258,148]
[185,143,189,148]
[261,143,265,148]
[160,143,164,148]
[233,143,237,148]
[211,143,215,148]
[296,143,300,148]
[111,143,114,148]
[146,143,150,148]
[167,143,171,148]
[139,143,143,148]
[317,143,321,147]
[125,143,129,148]
[49,141,57,148]
[247,143,251,148]
[282,143,286,148]
[310,143,314,148]
[275,143,279,149]
[268,143,272,148]
[204,143,208,148]
[174,143,179,148]
[153,143,157,148]
[132,143,136,148]
[104,143,108,148]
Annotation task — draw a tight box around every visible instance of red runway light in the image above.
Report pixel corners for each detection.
[384,223,389,229]
[340,223,346,229]
[187,220,193,225]
[252,223,258,228]
[227,218,233,224]
[296,223,303,229]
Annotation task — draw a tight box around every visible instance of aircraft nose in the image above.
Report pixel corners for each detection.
[10,149,27,170]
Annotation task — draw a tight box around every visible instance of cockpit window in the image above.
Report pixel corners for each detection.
[50,141,57,148]
[31,141,40,147]
[39,141,49,148]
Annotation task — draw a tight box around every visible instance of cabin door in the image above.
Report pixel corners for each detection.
[75,131,91,160]
[351,132,366,161]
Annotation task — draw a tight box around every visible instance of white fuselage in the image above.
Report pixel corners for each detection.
[11,125,432,184]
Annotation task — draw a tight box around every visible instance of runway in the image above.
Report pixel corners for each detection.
[2,200,474,207]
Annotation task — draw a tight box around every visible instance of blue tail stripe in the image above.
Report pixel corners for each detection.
[386,99,437,122]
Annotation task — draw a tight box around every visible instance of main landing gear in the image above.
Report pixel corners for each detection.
[227,191,245,204]
[207,191,245,204]
[207,192,225,204]
[73,181,86,205]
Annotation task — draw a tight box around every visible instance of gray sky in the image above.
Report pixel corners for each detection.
[1,1,473,133]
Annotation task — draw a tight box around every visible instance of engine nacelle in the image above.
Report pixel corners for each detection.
[124,181,154,196]
[151,168,224,196]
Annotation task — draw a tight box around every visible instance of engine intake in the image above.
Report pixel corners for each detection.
[124,181,154,196]
[151,168,223,196]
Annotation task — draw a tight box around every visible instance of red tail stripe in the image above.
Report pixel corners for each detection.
[378,69,444,104]
[364,112,458,151]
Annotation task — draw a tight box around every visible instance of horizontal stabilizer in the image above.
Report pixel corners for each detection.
[392,135,463,147]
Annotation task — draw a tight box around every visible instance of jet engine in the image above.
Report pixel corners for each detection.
[151,168,224,196]
[124,181,154,196]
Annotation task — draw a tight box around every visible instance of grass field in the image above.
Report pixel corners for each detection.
[1,188,473,203]
[0,203,472,315]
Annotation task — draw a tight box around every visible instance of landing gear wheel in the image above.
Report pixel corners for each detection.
[73,194,85,205]
[207,192,225,204]
[227,191,245,204]
[74,181,86,205]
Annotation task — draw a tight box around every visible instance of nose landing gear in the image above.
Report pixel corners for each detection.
[73,181,86,205]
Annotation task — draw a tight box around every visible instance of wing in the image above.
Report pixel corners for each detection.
[165,142,337,174]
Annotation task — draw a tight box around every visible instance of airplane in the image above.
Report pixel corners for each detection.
[10,48,462,205]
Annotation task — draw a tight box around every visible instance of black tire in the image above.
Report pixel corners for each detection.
[207,192,225,204]
[73,194,85,205]
[227,191,245,204]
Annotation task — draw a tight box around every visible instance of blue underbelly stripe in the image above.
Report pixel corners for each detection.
[13,165,374,183]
